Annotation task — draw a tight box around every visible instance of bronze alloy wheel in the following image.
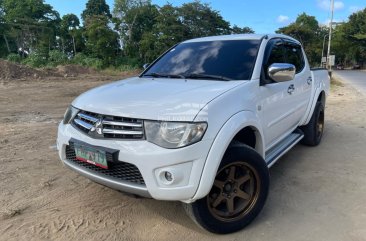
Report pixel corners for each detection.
[300,101,325,146]
[317,107,325,139]
[207,162,260,222]
[183,143,269,234]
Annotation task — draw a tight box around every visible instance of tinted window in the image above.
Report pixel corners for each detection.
[284,44,305,73]
[265,41,285,68]
[263,40,286,80]
[143,40,261,80]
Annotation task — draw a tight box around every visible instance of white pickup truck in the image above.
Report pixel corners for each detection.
[57,34,329,233]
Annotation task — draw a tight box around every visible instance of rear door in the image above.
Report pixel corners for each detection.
[282,40,312,125]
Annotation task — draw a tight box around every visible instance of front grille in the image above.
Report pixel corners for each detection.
[72,110,144,140]
[65,144,145,185]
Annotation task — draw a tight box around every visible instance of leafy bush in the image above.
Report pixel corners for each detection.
[22,52,47,67]
[72,53,103,69]
[117,64,139,72]
[114,55,140,69]
[71,53,86,64]
[83,57,103,69]
[48,50,68,66]
[7,53,22,63]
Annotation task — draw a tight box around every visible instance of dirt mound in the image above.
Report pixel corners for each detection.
[0,60,47,80]
[56,65,98,77]
[0,60,99,81]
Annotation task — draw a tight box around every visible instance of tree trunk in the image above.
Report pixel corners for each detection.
[61,38,65,53]
[128,14,138,42]
[3,35,11,53]
[72,35,76,55]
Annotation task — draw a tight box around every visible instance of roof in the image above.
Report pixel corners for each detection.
[182,34,300,44]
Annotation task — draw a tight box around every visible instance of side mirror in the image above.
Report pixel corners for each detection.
[268,63,296,82]
[143,63,150,70]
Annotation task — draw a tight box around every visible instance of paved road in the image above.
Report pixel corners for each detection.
[333,70,366,95]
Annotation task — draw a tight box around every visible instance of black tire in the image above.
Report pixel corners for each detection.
[184,143,269,234]
[300,101,325,146]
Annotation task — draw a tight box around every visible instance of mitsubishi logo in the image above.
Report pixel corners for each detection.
[91,118,103,135]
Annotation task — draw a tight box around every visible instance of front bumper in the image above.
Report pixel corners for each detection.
[57,123,213,201]
[63,156,151,197]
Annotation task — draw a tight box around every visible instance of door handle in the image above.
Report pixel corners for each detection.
[287,84,295,94]
[307,76,312,85]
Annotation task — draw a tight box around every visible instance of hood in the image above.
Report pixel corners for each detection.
[72,77,246,121]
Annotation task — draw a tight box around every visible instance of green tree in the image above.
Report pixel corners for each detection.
[82,0,118,65]
[1,0,60,56]
[113,0,151,52]
[81,0,112,22]
[3,0,59,23]
[60,14,82,55]
[84,15,119,66]
[276,13,325,67]
[113,1,241,65]
[179,1,231,38]
[139,3,189,63]
[332,23,353,65]
[342,8,366,65]
[231,25,254,34]
[122,4,159,59]
[0,0,11,57]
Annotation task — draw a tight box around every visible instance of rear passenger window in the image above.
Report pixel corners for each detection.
[284,44,305,73]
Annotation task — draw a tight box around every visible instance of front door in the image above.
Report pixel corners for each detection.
[258,39,299,149]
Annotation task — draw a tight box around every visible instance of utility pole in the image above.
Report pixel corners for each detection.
[327,0,334,73]
[321,34,328,67]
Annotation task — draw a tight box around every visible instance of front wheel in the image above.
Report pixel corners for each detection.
[184,144,269,234]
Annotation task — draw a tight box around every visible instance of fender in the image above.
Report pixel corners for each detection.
[192,110,265,200]
[302,77,328,125]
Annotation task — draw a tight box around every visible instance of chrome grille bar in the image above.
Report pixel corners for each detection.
[102,120,142,127]
[72,110,144,140]
[74,118,93,130]
[102,128,143,135]
[77,113,98,123]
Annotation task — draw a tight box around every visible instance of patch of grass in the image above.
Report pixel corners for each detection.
[331,77,344,87]
[101,67,141,77]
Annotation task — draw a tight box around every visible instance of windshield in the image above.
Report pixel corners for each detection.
[142,40,261,81]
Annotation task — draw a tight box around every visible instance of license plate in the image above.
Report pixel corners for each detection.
[74,143,108,169]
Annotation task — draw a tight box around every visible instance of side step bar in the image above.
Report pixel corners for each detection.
[265,129,304,168]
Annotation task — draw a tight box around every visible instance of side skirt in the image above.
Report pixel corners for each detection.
[265,129,304,168]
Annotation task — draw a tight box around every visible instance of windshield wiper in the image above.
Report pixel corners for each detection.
[143,72,185,79]
[184,73,232,81]
[144,72,233,81]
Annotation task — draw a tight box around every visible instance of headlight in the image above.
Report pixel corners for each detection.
[145,121,207,148]
[63,106,79,124]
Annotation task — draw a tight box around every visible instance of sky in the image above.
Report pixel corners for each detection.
[45,0,365,33]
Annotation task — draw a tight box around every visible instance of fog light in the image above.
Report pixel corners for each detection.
[164,171,173,182]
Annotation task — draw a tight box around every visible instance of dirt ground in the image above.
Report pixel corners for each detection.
[0,72,365,241]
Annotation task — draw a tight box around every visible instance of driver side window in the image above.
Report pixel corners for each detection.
[267,43,285,66]
[263,40,286,81]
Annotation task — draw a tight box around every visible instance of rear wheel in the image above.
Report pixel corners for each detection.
[300,101,325,146]
[184,144,269,234]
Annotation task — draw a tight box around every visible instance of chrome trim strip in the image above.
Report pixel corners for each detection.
[77,113,99,123]
[103,129,143,135]
[74,119,94,130]
[102,120,143,127]
[63,159,151,198]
